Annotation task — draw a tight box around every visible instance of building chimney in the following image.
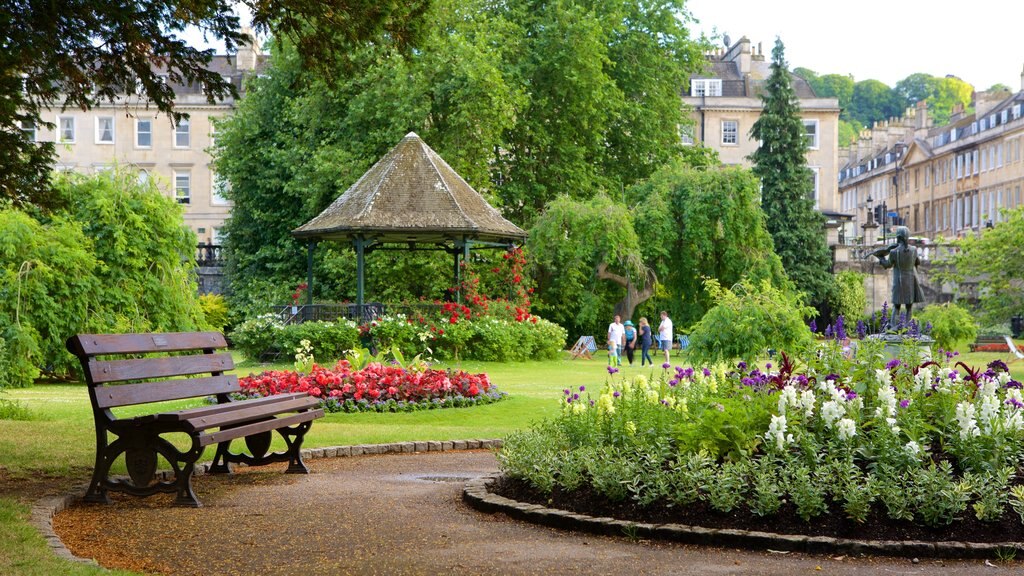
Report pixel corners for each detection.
[914,100,929,131]
[1020,63,1024,92]
[235,27,259,71]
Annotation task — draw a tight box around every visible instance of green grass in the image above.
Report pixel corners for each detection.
[1,350,1022,575]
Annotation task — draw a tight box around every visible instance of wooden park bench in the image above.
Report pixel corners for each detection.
[67,332,325,507]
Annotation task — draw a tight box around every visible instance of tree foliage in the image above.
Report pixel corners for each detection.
[941,207,1024,325]
[1,0,429,211]
[915,303,978,352]
[0,169,204,388]
[849,79,904,127]
[215,0,709,316]
[748,38,835,313]
[529,162,790,336]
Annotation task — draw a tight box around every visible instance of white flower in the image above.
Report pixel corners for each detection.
[875,368,892,387]
[800,389,816,419]
[978,394,1000,434]
[777,385,799,414]
[765,414,789,450]
[904,440,922,458]
[837,418,857,441]
[886,417,901,434]
[914,367,934,392]
[955,402,981,440]
[875,383,897,420]
[821,400,844,428]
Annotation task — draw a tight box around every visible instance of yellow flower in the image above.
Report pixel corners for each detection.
[597,393,616,415]
[624,421,637,436]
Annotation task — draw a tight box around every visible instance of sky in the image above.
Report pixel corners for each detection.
[184,0,1024,92]
[684,0,1024,91]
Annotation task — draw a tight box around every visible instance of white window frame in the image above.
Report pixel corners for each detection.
[174,118,191,148]
[211,173,231,205]
[95,116,115,144]
[135,118,152,149]
[57,115,75,143]
[721,120,738,145]
[19,119,36,142]
[174,170,191,204]
[690,78,722,97]
[802,119,819,150]
[679,124,694,146]
[809,166,820,208]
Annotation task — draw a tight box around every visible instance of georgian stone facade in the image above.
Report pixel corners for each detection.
[839,69,1024,242]
[29,38,265,244]
[682,37,842,212]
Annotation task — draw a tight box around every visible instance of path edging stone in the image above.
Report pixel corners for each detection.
[461,474,1024,560]
[32,439,503,566]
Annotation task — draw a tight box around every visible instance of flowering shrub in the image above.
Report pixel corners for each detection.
[239,360,505,413]
[499,338,1024,528]
[231,313,566,363]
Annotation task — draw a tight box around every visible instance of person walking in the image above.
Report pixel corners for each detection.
[658,311,673,364]
[638,317,653,366]
[623,320,637,366]
[607,315,625,366]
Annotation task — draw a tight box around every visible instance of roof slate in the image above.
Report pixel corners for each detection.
[293,133,526,244]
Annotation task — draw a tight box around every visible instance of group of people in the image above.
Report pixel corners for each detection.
[607,311,673,367]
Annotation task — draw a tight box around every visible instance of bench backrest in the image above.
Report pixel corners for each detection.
[67,332,239,410]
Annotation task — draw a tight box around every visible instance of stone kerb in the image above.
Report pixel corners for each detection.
[462,474,1024,560]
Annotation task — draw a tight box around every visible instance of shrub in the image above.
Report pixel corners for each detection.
[915,303,978,351]
[199,294,230,332]
[832,270,867,322]
[686,278,815,365]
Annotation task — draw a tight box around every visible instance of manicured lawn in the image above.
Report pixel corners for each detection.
[0,349,1021,575]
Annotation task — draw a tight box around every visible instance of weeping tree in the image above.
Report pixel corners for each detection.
[528,195,653,333]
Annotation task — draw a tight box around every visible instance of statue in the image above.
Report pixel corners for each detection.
[870,226,924,321]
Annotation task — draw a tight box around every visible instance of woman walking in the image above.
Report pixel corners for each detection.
[638,317,653,366]
[623,320,637,366]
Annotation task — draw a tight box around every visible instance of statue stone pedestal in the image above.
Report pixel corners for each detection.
[867,333,935,361]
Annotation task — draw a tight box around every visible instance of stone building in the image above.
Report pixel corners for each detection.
[838,68,1024,242]
[681,36,842,212]
[25,34,266,244]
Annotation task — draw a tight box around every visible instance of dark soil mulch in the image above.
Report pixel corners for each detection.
[492,476,1024,544]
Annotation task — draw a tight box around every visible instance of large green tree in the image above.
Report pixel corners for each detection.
[849,79,904,127]
[1,0,429,211]
[894,73,973,125]
[748,38,834,313]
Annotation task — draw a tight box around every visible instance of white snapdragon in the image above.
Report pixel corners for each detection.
[765,414,791,450]
[800,389,816,419]
[914,366,934,392]
[978,394,1001,435]
[821,400,844,428]
[904,440,922,458]
[875,368,892,387]
[875,384,897,420]
[837,418,857,441]
[955,402,981,440]
[777,385,799,414]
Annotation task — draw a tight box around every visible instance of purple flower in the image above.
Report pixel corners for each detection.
[886,358,901,370]
[566,397,572,404]
[1006,380,1023,389]
[669,378,679,387]
[572,393,579,400]
[563,389,571,395]
[835,316,847,340]
[856,320,867,339]
[809,319,818,333]
[662,362,671,369]
[737,361,748,371]
[607,366,619,375]
[989,359,1010,373]
[613,390,621,397]
[899,399,910,409]
[824,325,833,339]
[589,399,595,407]
[766,363,772,370]
[949,370,959,381]
[1006,398,1024,409]
[579,385,586,392]
[703,367,712,377]
[845,391,858,401]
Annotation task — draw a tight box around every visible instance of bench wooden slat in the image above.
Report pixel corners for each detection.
[88,353,234,384]
[184,397,320,432]
[198,409,325,447]
[69,332,228,356]
[135,392,311,423]
[96,375,240,408]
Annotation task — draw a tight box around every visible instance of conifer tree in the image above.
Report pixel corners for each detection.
[749,38,835,311]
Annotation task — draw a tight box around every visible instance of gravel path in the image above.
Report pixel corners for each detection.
[53,450,1014,575]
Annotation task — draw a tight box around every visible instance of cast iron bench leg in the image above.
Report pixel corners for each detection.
[283,421,313,474]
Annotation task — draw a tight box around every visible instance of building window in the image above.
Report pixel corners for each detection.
[135,119,152,148]
[174,171,191,204]
[690,79,722,97]
[212,227,225,244]
[973,150,979,174]
[997,144,1003,168]
[802,119,819,149]
[211,174,231,205]
[57,115,75,143]
[19,119,36,142]
[137,169,150,186]
[722,120,738,145]
[174,118,190,148]
[95,116,114,144]
[679,125,694,146]
[809,166,820,208]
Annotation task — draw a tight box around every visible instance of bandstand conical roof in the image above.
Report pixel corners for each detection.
[293,132,526,245]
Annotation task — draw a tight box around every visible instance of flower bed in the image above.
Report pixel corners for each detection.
[239,360,505,413]
[497,338,1024,540]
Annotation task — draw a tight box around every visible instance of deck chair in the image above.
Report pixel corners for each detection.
[570,336,598,359]
[1005,335,1024,361]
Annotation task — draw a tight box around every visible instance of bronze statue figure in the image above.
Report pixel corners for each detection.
[873,226,924,320]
